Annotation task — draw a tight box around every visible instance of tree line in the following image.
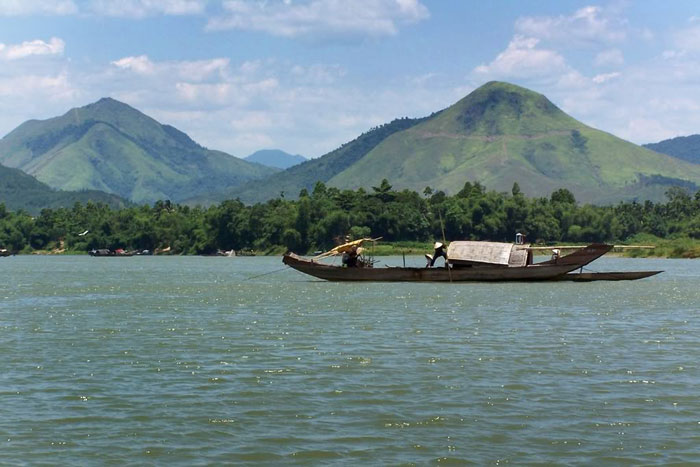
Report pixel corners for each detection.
[1,181,699,254]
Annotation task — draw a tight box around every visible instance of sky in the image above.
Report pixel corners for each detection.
[2,0,700,159]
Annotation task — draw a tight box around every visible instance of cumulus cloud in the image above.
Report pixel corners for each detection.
[94,52,456,157]
[594,48,624,67]
[0,71,76,98]
[515,5,627,46]
[0,0,77,15]
[0,37,65,60]
[206,0,429,39]
[111,55,229,81]
[672,22,700,54]
[467,4,700,145]
[592,71,621,84]
[474,36,568,79]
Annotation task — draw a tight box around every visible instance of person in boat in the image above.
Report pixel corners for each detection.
[342,245,359,267]
[426,242,448,267]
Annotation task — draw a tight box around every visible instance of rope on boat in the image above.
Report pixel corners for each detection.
[242,266,290,281]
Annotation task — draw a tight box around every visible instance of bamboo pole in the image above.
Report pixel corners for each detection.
[525,245,655,251]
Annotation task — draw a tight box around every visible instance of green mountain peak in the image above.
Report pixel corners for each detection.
[423,81,578,138]
[321,82,700,203]
[0,98,278,204]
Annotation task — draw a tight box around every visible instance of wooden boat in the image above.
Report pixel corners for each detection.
[283,242,614,282]
[89,248,134,257]
[555,270,663,282]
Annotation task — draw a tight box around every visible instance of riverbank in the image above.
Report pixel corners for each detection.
[6,236,699,258]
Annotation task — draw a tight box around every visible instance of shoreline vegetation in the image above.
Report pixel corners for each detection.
[1,181,699,259]
[16,237,700,259]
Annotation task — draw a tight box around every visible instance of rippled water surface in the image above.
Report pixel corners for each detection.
[2,255,699,464]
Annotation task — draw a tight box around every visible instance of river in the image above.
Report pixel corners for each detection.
[2,255,699,464]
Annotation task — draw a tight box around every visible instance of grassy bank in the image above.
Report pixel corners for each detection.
[8,236,699,258]
[618,234,700,258]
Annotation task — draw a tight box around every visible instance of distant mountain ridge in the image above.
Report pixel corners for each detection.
[244,149,306,169]
[191,117,425,205]
[227,81,700,204]
[0,98,278,203]
[0,162,127,214]
[644,135,700,164]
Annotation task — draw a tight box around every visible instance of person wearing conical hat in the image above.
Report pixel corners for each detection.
[426,241,447,267]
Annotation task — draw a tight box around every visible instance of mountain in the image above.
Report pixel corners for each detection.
[222,81,700,204]
[190,117,425,204]
[643,135,700,164]
[0,163,127,214]
[0,98,279,204]
[244,149,306,169]
[325,81,700,203]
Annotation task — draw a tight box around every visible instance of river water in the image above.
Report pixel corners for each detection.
[2,255,699,464]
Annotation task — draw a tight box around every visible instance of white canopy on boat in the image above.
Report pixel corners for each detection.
[447,241,529,267]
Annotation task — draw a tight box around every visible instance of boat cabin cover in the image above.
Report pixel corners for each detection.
[447,241,529,267]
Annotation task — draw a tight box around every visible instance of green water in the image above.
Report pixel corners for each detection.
[2,256,699,464]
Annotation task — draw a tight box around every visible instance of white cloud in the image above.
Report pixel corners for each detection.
[515,5,627,46]
[673,22,700,54]
[206,0,429,39]
[111,55,156,74]
[592,71,621,84]
[594,48,624,67]
[474,36,568,79]
[0,71,75,98]
[0,0,77,15]
[111,55,229,81]
[0,37,65,60]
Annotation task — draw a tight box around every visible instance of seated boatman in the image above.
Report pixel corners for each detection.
[425,242,448,267]
[342,245,359,267]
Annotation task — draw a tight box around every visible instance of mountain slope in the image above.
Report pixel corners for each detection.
[244,149,306,169]
[196,117,425,204]
[0,163,127,214]
[0,98,278,203]
[644,135,700,164]
[327,82,700,203]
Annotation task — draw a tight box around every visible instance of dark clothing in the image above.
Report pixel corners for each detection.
[342,251,358,267]
[429,246,447,267]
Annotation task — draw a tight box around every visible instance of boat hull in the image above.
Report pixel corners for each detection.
[283,244,613,282]
[556,271,663,281]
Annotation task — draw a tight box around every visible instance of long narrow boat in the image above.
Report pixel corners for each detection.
[556,270,663,282]
[283,243,614,282]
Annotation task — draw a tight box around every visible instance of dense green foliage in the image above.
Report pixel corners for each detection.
[0,163,127,214]
[0,98,278,204]
[2,181,699,256]
[644,135,700,164]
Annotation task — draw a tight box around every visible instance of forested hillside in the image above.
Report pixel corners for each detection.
[2,181,698,255]
[0,98,277,203]
[644,135,700,164]
[0,163,127,213]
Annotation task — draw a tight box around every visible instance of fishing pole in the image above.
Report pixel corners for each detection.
[242,266,290,281]
[437,208,452,283]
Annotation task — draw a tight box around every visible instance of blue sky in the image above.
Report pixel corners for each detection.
[2,1,700,158]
